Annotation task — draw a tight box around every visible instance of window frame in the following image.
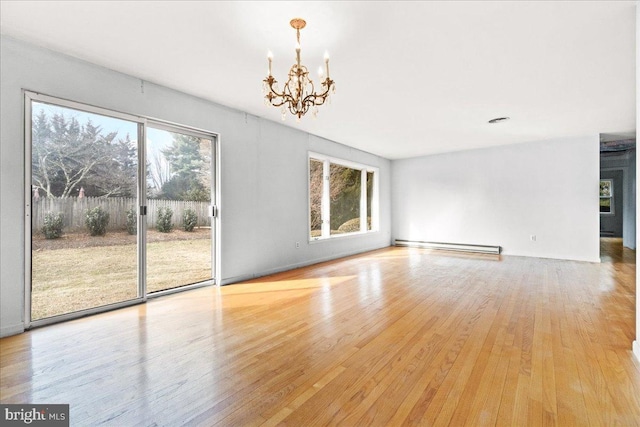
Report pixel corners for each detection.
[23,90,221,329]
[308,152,379,241]
[600,179,614,215]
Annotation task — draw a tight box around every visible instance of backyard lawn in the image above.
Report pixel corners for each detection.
[31,229,211,320]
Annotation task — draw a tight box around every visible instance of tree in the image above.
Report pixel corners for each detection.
[158,134,210,201]
[163,134,203,179]
[148,150,171,198]
[86,133,137,197]
[309,160,364,232]
[31,111,137,198]
[329,164,361,230]
[309,159,323,231]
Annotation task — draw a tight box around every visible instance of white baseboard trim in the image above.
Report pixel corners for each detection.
[1,322,25,338]
[633,341,640,365]
[395,239,501,255]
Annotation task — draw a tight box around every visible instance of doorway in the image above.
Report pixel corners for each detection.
[146,124,215,294]
[599,133,636,253]
[25,92,218,327]
[599,170,623,237]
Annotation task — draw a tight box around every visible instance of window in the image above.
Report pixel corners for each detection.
[309,153,378,240]
[600,179,613,214]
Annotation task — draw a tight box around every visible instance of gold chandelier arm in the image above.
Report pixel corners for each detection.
[309,78,335,106]
[264,76,288,107]
[300,79,316,105]
[264,76,284,96]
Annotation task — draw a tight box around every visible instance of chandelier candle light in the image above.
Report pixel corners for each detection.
[263,18,335,121]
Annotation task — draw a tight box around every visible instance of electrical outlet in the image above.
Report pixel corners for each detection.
[295,242,300,249]
[530,235,536,242]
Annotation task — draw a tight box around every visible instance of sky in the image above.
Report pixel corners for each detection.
[32,101,173,191]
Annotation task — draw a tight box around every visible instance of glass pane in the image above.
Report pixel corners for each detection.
[600,197,612,213]
[31,101,139,320]
[330,164,362,235]
[600,180,612,197]
[309,159,324,239]
[366,171,374,231]
[147,127,212,293]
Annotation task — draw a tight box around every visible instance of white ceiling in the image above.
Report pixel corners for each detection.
[0,1,636,160]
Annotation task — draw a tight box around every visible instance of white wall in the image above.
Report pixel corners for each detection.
[391,137,600,262]
[0,36,392,337]
[634,0,639,363]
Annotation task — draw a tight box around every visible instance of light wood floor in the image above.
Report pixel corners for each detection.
[1,239,639,426]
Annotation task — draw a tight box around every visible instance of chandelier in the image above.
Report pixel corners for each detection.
[263,18,335,121]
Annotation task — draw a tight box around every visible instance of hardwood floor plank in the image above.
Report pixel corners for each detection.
[462,279,517,426]
[1,240,638,426]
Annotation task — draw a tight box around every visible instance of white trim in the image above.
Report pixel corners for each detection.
[308,151,380,241]
[29,299,144,329]
[26,90,145,123]
[214,135,222,286]
[360,169,367,232]
[211,135,222,285]
[145,123,218,291]
[321,158,331,237]
[599,178,615,215]
[308,151,379,173]
[395,239,501,255]
[0,323,25,338]
[147,120,216,141]
[308,229,373,243]
[371,169,380,231]
[138,120,147,302]
[23,91,221,330]
[147,279,214,299]
[24,91,33,328]
[25,91,147,326]
[633,341,640,365]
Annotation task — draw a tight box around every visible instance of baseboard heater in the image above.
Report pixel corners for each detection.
[394,239,501,255]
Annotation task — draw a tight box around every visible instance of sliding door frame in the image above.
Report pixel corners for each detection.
[23,91,221,329]
[145,120,219,298]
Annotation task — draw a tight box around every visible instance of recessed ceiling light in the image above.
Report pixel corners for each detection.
[488,117,510,124]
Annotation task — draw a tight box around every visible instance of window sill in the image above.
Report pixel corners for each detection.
[309,230,379,243]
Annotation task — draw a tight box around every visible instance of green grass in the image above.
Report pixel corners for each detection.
[32,239,211,320]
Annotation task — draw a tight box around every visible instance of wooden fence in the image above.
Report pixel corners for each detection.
[32,196,211,231]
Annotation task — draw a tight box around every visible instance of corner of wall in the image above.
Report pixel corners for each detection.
[1,323,25,338]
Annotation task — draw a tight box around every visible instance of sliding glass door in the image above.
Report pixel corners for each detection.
[26,93,217,326]
[146,124,214,293]
[28,97,142,321]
